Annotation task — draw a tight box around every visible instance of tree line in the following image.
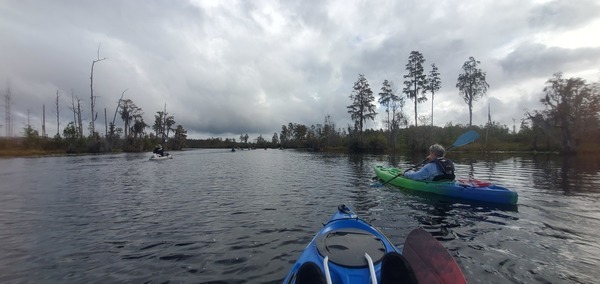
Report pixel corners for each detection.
[342,51,598,154]
[10,96,189,155]
[2,45,188,155]
[2,50,598,156]
[189,52,597,154]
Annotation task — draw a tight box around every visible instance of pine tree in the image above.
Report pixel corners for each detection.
[403,51,428,127]
[347,74,377,138]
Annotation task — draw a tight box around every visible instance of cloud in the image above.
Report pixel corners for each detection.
[499,42,600,81]
[1,0,599,139]
[528,0,600,30]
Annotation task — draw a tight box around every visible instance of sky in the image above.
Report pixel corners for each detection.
[1,0,599,140]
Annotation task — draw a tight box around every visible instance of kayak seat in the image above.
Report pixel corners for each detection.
[380,252,418,284]
[295,261,327,284]
[315,228,386,267]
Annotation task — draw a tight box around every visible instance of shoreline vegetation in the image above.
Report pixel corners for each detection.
[2,124,597,158]
[0,146,565,158]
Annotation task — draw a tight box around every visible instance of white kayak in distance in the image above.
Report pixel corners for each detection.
[149,153,173,161]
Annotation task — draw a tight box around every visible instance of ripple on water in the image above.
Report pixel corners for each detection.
[0,151,599,283]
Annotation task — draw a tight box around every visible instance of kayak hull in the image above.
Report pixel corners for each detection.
[283,205,401,283]
[283,204,467,283]
[374,165,518,205]
[149,153,173,160]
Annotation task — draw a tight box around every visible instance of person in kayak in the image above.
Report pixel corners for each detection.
[153,144,164,156]
[404,143,456,181]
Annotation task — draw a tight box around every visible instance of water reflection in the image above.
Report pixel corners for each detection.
[397,188,519,240]
[387,154,401,167]
[529,154,600,194]
[346,154,382,213]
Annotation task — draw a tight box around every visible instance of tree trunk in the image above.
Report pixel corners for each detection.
[55,90,60,137]
[468,98,473,126]
[77,99,83,138]
[561,117,573,153]
[90,44,107,136]
[90,60,95,135]
[104,108,108,137]
[431,92,434,126]
[42,104,46,137]
[414,98,418,127]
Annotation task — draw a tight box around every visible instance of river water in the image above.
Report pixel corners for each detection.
[0,149,599,283]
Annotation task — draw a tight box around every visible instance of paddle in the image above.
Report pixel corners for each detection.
[373,130,479,187]
[402,228,467,284]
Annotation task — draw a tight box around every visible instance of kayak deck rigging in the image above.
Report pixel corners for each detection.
[284,204,466,284]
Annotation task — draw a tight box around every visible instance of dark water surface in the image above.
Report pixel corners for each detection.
[1,149,599,283]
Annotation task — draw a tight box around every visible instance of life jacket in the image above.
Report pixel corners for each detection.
[430,158,456,181]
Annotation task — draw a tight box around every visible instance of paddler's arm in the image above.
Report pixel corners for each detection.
[404,163,437,181]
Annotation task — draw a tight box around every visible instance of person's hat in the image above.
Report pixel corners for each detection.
[429,144,445,157]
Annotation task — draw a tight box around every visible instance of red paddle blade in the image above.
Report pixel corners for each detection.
[403,228,467,284]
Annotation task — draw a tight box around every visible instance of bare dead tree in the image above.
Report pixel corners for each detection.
[55,90,60,137]
[69,90,82,138]
[68,94,85,138]
[76,97,83,138]
[70,89,77,126]
[90,43,107,136]
[42,104,46,137]
[112,89,126,129]
[104,108,107,137]
[108,88,128,146]
[4,80,13,137]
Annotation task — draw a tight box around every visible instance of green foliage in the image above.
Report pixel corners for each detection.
[23,125,40,149]
[153,111,166,140]
[527,73,600,153]
[365,129,387,154]
[119,99,144,139]
[170,125,188,150]
[106,122,123,151]
[347,74,377,136]
[254,134,267,148]
[426,63,441,125]
[426,63,442,95]
[86,137,106,153]
[347,138,366,153]
[322,114,342,149]
[62,122,86,153]
[378,79,406,150]
[187,137,232,148]
[456,57,489,126]
[239,133,250,144]
[403,51,428,127]
[279,125,291,146]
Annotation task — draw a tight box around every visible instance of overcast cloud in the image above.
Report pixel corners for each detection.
[1,0,599,139]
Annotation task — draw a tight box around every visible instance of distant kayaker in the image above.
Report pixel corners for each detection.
[153,144,164,156]
[404,144,456,181]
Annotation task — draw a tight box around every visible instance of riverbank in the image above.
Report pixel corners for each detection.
[0,146,565,158]
[0,149,65,158]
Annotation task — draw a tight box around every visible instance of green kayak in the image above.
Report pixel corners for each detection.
[374,165,518,205]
